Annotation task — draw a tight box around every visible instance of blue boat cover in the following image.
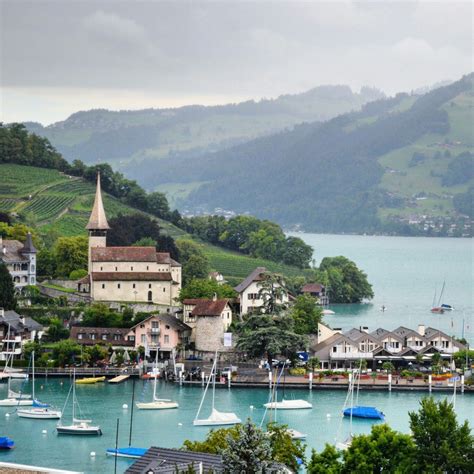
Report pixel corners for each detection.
[106,447,147,458]
[32,399,50,408]
[343,406,385,420]
[0,437,15,449]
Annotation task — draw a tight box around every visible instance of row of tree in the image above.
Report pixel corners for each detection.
[180,214,314,268]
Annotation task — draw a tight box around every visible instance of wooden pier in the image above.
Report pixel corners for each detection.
[108,374,130,384]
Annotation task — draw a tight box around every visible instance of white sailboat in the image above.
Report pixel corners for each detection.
[0,330,33,407]
[56,369,102,435]
[136,355,178,410]
[193,353,241,426]
[17,352,61,419]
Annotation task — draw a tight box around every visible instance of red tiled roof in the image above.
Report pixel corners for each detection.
[156,252,171,264]
[182,299,203,306]
[302,283,325,293]
[92,272,174,281]
[77,274,90,284]
[91,247,158,262]
[191,299,229,317]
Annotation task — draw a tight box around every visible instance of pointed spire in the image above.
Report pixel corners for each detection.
[86,173,110,230]
[21,232,37,254]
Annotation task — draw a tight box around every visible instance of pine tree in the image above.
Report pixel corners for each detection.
[222,420,272,473]
[0,263,16,310]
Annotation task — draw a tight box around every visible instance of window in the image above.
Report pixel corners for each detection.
[163,287,166,292]
[128,336,135,342]
[164,335,169,344]
[113,334,120,341]
[90,333,96,340]
[102,334,108,340]
[149,284,152,289]
[148,290,152,301]
[332,346,337,353]
[165,325,170,330]
[117,283,121,289]
[141,334,146,343]
[78,333,83,340]
[115,266,118,271]
[102,283,105,289]
[133,283,136,289]
[140,324,145,328]
[31,264,35,272]
[147,266,149,270]
[248,293,258,300]
[131,266,134,271]
[100,266,103,271]
[151,335,159,343]
[30,277,35,284]
[152,321,159,328]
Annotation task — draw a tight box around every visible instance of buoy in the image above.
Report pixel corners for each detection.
[250,405,254,410]
[90,451,96,457]
[40,385,44,390]
[60,382,63,386]
[326,413,331,418]
[178,422,183,426]
[5,413,10,417]
[42,429,47,434]
[122,403,128,409]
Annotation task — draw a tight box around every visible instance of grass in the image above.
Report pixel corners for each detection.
[41,282,76,293]
[0,163,308,281]
[155,181,208,209]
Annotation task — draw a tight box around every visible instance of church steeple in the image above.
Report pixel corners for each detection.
[86,172,110,231]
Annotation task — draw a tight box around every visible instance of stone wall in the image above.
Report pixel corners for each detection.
[195,316,232,353]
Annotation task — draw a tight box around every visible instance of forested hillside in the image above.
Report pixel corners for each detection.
[161,74,473,235]
[24,85,383,189]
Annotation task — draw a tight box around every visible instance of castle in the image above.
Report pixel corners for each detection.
[78,174,182,308]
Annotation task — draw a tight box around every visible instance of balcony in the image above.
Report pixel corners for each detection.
[331,352,373,360]
[148,328,160,335]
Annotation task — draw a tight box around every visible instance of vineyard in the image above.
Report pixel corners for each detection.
[23,195,75,221]
[0,199,18,212]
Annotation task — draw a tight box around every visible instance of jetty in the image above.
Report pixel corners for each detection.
[108,374,130,384]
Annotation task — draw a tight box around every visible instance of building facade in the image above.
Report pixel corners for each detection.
[79,174,181,309]
[0,233,37,290]
[70,326,134,348]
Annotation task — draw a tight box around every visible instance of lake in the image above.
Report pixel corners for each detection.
[288,233,473,344]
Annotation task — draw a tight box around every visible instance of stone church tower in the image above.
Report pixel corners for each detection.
[86,173,109,273]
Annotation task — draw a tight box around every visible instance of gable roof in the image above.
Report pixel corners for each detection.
[129,313,190,332]
[0,310,43,333]
[301,283,325,293]
[234,267,267,293]
[344,328,365,341]
[370,328,403,342]
[191,299,229,317]
[0,240,29,263]
[125,447,223,474]
[392,326,420,339]
[91,247,158,262]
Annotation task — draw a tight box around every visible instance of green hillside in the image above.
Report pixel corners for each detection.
[0,164,307,281]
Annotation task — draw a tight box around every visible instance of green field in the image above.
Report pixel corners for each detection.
[1,163,307,281]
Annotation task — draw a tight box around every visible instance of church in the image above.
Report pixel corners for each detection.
[78,175,182,309]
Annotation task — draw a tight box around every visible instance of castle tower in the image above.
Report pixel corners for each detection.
[20,232,37,285]
[86,173,110,272]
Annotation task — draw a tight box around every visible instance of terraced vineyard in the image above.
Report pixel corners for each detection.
[0,163,307,281]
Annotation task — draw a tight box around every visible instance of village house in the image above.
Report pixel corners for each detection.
[234,267,289,316]
[208,271,226,285]
[0,309,43,360]
[70,326,134,348]
[0,233,37,291]
[300,283,329,305]
[127,313,191,360]
[181,297,233,354]
[312,323,465,369]
[77,174,182,310]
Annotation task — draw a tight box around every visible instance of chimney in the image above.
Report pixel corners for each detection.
[212,293,217,302]
[418,324,425,336]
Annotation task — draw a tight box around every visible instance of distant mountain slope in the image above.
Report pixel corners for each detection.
[24,85,383,177]
[164,74,473,235]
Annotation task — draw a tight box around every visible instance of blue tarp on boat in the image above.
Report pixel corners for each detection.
[32,399,50,408]
[0,436,15,449]
[343,406,385,420]
[106,447,147,458]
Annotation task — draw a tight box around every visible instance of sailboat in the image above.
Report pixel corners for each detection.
[56,369,102,435]
[17,352,61,419]
[431,283,445,313]
[107,378,147,459]
[0,437,14,449]
[263,363,312,410]
[0,331,33,407]
[136,354,178,410]
[193,353,241,426]
[336,369,357,450]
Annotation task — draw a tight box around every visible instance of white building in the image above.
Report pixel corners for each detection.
[234,267,288,315]
[78,174,182,309]
[0,233,36,290]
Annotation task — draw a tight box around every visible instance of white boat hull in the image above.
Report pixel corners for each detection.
[0,398,34,407]
[17,408,61,419]
[286,429,307,440]
[263,400,312,410]
[193,409,241,426]
[136,401,178,410]
[57,424,102,435]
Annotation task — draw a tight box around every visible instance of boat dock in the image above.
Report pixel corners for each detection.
[108,374,130,384]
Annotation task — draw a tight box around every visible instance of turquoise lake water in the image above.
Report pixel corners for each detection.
[288,233,474,344]
[1,234,473,472]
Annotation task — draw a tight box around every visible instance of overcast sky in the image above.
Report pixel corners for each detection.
[1,1,472,125]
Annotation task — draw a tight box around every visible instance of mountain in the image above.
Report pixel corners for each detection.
[24,85,384,177]
[155,74,473,235]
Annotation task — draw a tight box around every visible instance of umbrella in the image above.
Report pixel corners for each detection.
[123,349,130,363]
[109,351,117,364]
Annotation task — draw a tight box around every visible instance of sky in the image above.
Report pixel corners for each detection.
[1,0,472,125]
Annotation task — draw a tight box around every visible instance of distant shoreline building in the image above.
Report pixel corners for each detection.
[78,174,181,310]
[0,233,37,291]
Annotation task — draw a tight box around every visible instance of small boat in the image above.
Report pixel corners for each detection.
[17,352,62,420]
[322,309,335,315]
[343,406,385,420]
[0,436,14,449]
[431,283,446,314]
[57,370,102,436]
[263,399,312,410]
[193,352,241,426]
[286,429,307,440]
[431,307,445,314]
[441,304,454,311]
[75,376,106,384]
[106,447,147,458]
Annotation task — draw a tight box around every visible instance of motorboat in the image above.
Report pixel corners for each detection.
[75,376,106,384]
[441,304,454,311]
[0,436,14,449]
[286,429,307,440]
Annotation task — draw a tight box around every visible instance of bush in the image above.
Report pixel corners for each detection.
[289,367,306,376]
[69,269,88,280]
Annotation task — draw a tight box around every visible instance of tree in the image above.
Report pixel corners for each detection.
[282,236,313,268]
[236,314,305,367]
[82,303,122,327]
[53,236,88,277]
[132,237,157,247]
[257,272,288,315]
[176,239,210,285]
[43,317,69,342]
[289,294,322,335]
[183,425,241,454]
[147,191,170,219]
[409,398,474,473]
[51,339,82,367]
[266,422,306,471]
[0,263,16,310]
[382,361,395,373]
[37,248,57,278]
[222,420,272,473]
[178,279,236,302]
[307,444,342,474]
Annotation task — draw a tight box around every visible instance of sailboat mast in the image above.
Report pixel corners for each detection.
[72,369,76,421]
[438,281,446,307]
[211,351,218,411]
[129,378,136,447]
[32,351,35,400]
